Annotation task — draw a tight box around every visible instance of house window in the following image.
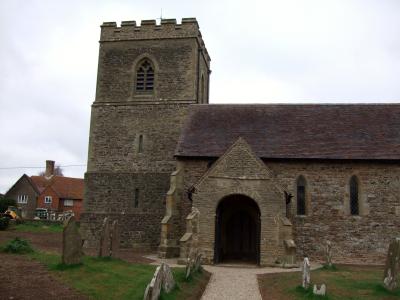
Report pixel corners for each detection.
[297,176,307,215]
[17,195,28,204]
[44,196,52,204]
[134,188,139,208]
[350,176,359,215]
[135,59,154,93]
[64,199,73,207]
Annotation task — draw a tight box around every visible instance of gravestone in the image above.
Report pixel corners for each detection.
[162,263,176,293]
[383,238,400,291]
[62,216,83,265]
[302,256,311,289]
[194,253,202,272]
[325,240,333,267]
[144,264,163,300]
[110,220,120,258]
[98,217,111,257]
[313,284,326,296]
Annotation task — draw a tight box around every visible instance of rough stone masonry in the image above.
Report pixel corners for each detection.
[80,17,400,266]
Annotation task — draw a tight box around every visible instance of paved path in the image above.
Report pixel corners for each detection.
[144,254,321,300]
[201,263,321,300]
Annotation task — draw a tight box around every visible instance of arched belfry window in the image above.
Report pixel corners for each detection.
[297,176,306,215]
[350,176,359,215]
[135,59,154,93]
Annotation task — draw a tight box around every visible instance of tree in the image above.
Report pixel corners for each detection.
[38,165,64,176]
[0,198,16,213]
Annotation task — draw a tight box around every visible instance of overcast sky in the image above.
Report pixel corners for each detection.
[0,0,399,193]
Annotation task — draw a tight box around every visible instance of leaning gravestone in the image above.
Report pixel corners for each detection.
[98,217,111,257]
[383,238,400,291]
[302,256,311,289]
[110,219,120,258]
[62,216,83,265]
[162,263,176,293]
[194,253,202,272]
[144,264,163,300]
[325,240,333,267]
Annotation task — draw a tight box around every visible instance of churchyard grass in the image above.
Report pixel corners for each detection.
[14,220,63,233]
[30,251,208,300]
[258,264,400,300]
[160,267,211,300]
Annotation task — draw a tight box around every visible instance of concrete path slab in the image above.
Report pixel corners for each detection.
[201,263,321,300]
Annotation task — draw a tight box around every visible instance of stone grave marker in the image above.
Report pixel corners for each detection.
[302,256,311,289]
[383,238,400,291]
[110,219,120,258]
[62,216,83,265]
[313,284,326,296]
[325,240,333,267]
[98,217,111,257]
[162,263,176,293]
[144,264,163,300]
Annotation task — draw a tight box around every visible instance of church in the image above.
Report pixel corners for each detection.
[80,18,400,266]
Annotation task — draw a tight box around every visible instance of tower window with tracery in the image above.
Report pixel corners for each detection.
[136,59,154,92]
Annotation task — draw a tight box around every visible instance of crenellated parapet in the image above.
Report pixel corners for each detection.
[100,18,209,60]
[100,18,209,61]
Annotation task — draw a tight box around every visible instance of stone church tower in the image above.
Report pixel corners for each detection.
[80,18,210,249]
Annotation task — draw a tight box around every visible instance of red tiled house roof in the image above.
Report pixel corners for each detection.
[30,176,84,199]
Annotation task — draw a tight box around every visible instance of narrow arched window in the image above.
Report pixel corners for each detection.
[134,188,139,208]
[135,59,154,93]
[297,176,306,215]
[350,176,359,215]
[138,134,144,153]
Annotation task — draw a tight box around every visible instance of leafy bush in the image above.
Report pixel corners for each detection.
[0,198,16,213]
[0,216,9,230]
[2,237,34,254]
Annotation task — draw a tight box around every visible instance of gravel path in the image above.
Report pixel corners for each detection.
[201,263,321,300]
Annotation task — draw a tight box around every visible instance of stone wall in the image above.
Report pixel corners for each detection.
[83,17,211,250]
[266,160,400,264]
[177,157,400,264]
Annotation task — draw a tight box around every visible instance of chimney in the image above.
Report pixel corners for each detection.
[45,160,55,178]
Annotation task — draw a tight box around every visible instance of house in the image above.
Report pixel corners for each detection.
[80,18,400,265]
[5,160,84,220]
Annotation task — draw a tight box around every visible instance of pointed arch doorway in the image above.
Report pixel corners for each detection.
[214,194,261,265]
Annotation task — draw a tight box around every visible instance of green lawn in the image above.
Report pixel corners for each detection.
[30,251,209,300]
[258,264,400,300]
[14,221,63,233]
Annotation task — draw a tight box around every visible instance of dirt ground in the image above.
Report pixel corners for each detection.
[0,252,89,300]
[0,229,154,264]
[0,229,155,300]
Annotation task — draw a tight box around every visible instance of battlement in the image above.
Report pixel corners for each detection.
[100,18,201,42]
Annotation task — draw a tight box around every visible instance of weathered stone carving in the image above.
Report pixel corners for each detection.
[325,240,333,267]
[313,284,326,296]
[98,217,111,257]
[110,219,120,258]
[302,256,311,289]
[383,238,400,291]
[62,216,83,265]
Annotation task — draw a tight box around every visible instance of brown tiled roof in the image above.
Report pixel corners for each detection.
[175,104,400,160]
[30,176,84,199]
